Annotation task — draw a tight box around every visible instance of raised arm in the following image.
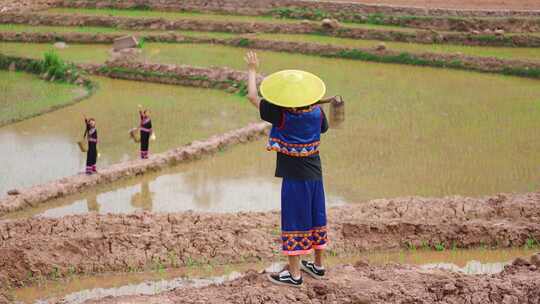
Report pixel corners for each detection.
[244,51,261,109]
[83,115,88,138]
[138,104,143,119]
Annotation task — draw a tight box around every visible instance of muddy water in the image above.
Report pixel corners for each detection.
[3,142,345,219]
[0,76,257,196]
[140,43,540,198]
[10,248,537,303]
[1,42,540,210]
[4,42,537,215]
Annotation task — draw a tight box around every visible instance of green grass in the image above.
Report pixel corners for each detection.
[0,70,84,126]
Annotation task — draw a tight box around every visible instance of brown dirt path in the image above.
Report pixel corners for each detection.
[1,191,539,290]
[87,255,540,304]
[325,0,540,11]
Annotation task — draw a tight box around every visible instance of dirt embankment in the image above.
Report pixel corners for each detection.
[1,191,539,290]
[2,12,540,47]
[345,0,540,11]
[87,256,540,304]
[57,0,540,17]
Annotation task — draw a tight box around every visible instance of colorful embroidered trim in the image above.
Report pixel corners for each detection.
[281,226,328,255]
[269,137,320,148]
[140,127,152,133]
[267,138,320,157]
[286,106,318,114]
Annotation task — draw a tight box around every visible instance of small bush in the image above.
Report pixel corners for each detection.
[268,7,329,20]
[137,37,146,49]
[132,4,151,10]
[366,13,386,25]
[237,38,251,47]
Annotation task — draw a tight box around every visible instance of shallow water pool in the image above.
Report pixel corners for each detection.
[9,247,537,304]
[0,76,257,195]
[1,42,539,209]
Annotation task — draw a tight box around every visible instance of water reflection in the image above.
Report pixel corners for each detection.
[421,260,507,275]
[130,181,153,211]
[0,76,257,195]
[2,42,540,205]
[11,247,536,304]
[32,173,344,217]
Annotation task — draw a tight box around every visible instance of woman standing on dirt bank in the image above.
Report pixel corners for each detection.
[83,116,98,175]
[137,104,153,159]
[245,51,334,287]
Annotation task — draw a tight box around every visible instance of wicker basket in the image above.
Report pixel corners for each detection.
[129,128,140,143]
[77,141,88,152]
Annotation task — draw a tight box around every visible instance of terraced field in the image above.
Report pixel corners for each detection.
[1,1,539,303]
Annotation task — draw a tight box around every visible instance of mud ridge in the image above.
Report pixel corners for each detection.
[0,191,539,290]
[85,255,540,304]
[56,0,540,18]
[2,12,540,47]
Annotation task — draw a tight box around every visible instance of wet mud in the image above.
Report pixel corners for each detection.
[1,191,539,291]
[86,255,540,304]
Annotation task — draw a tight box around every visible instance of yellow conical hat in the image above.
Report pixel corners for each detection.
[260,70,326,108]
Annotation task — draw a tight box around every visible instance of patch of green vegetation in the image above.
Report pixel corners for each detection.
[268,7,329,20]
[434,243,445,251]
[405,241,417,251]
[474,35,514,45]
[366,13,386,25]
[524,236,539,249]
[502,66,540,78]
[237,38,251,47]
[137,37,146,49]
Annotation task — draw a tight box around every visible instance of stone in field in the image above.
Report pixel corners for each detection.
[321,18,340,30]
[7,189,20,196]
[54,41,67,49]
[8,62,16,72]
[375,42,387,51]
[494,29,505,36]
[113,35,139,51]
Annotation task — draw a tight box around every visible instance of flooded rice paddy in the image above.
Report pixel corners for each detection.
[44,7,418,32]
[0,70,83,126]
[1,42,539,210]
[9,247,537,303]
[2,24,540,61]
[0,76,257,195]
